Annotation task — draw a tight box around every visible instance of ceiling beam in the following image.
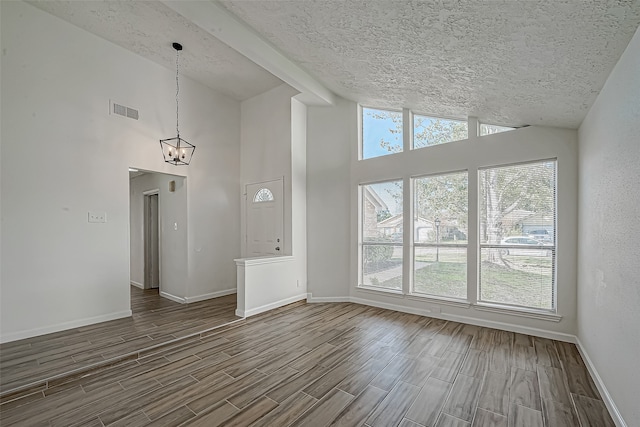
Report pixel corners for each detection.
[161,0,335,106]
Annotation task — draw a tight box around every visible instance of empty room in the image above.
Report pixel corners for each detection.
[1,1,639,426]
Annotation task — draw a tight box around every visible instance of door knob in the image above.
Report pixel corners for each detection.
[275,247,280,251]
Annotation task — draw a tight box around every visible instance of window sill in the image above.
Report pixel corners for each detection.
[406,293,471,308]
[474,303,562,322]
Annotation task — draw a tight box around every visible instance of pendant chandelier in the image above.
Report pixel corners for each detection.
[160,42,195,166]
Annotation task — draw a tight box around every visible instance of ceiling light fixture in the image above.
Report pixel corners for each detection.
[160,42,195,166]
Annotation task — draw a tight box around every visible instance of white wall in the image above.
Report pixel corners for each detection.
[307,96,579,338]
[129,173,188,299]
[236,84,308,315]
[307,98,355,298]
[577,26,640,427]
[240,84,299,257]
[0,1,241,341]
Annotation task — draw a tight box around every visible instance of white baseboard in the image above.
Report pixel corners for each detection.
[306,293,351,303]
[185,288,236,304]
[237,293,307,318]
[574,337,627,427]
[130,281,144,289]
[0,310,132,344]
[431,310,576,343]
[160,291,186,304]
[310,293,575,343]
[350,296,434,317]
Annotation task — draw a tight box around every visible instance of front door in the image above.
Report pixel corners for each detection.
[245,179,283,257]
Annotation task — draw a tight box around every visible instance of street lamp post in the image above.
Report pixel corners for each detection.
[435,218,441,262]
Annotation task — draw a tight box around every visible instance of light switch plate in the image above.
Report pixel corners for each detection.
[88,211,107,223]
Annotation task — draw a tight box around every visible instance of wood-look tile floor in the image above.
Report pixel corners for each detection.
[0,286,240,395]
[0,300,614,427]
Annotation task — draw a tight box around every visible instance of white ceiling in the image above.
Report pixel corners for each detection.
[28,1,640,129]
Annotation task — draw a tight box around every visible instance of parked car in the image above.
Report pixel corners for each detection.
[500,237,552,256]
[526,229,553,243]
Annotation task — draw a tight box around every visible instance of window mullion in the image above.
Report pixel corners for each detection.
[467,167,479,305]
[402,176,412,295]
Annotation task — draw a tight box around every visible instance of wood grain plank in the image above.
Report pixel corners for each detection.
[442,374,482,422]
[541,399,579,427]
[366,381,420,427]
[369,356,415,391]
[536,365,572,406]
[508,403,543,427]
[510,344,536,372]
[290,388,354,427]
[405,377,452,427]
[221,396,279,427]
[472,408,507,427]
[266,365,332,403]
[399,419,424,427]
[564,363,600,399]
[436,413,471,427]
[226,366,299,409]
[509,368,541,411]
[181,400,238,427]
[186,369,266,414]
[572,394,616,427]
[477,371,510,416]
[144,405,195,427]
[329,385,388,427]
[430,350,466,383]
[336,358,388,396]
[460,349,488,379]
[251,392,318,427]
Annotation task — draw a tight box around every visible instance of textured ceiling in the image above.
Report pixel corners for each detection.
[25,1,640,128]
[27,0,283,101]
[220,0,640,128]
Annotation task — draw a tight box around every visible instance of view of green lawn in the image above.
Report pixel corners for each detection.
[368,253,553,310]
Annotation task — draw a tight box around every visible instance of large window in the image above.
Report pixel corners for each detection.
[360,180,403,290]
[413,115,467,149]
[357,106,560,315]
[362,107,403,159]
[413,172,468,299]
[479,160,556,310]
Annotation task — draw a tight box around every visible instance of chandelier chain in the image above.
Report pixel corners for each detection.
[176,47,180,137]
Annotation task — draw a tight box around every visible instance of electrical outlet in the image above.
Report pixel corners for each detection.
[88,211,107,223]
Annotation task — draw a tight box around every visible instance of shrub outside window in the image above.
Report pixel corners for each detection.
[360,180,403,290]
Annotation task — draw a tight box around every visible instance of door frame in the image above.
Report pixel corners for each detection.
[143,188,161,291]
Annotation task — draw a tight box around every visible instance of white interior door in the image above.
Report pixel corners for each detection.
[246,179,283,257]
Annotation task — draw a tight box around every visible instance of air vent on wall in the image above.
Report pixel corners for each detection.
[110,100,139,121]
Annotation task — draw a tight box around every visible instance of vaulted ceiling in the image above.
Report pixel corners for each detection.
[29,0,640,129]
